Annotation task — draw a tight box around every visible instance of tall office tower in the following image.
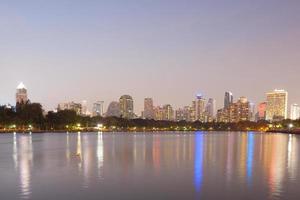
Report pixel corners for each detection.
[106,101,121,117]
[194,94,206,122]
[290,104,300,120]
[224,91,233,109]
[93,101,104,117]
[162,104,174,121]
[144,98,154,119]
[16,82,28,104]
[249,102,256,121]
[119,95,134,119]
[266,89,288,121]
[257,102,267,121]
[205,98,216,122]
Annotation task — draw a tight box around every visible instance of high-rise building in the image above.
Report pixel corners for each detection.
[249,102,256,122]
[81,100,88,116]
[205,98,216,122]
[119,95,134,119]
[143,98,154,119]
[57,102,82,115]
[106,101,120,117]
[154,106,164,121]
[175,108,184,121]
[193,94,206,122]
[16,82,28,104]
[290,104,300,120]
[266,89,288,121]
[217,97,250,123]
[224,92,233,109]
[257,102,267,121]
[162,104,174,121]
[93,101,104,117]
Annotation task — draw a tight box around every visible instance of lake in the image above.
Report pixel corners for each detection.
[0,132,299,200]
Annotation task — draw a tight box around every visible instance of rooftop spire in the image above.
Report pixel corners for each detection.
[17,82,26,89]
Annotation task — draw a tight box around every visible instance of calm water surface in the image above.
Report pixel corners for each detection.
[0,132,300,200]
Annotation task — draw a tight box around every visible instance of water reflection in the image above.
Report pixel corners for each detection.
[194,132,204,193]
[13,134,33,199]
[247,132,254,184]
[97,132,104,180]
[4,132,300,199]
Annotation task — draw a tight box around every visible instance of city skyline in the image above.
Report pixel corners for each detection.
[5,82,300,122]
[1,1,300,113]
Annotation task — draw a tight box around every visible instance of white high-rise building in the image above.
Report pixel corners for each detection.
[290,104,300,120]
[16,82,28,104]
[205,98,216,122]
[193,94,206,122]
[266,89,288,121]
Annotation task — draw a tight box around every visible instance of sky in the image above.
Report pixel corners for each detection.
[0,0,300,114]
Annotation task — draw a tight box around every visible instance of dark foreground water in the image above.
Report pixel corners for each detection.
[0,132,300,200]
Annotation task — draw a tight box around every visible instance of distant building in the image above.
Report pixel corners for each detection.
[16,82,28,105]
[193,94,206,122]
[92,101,104,117]
[175,108,184,121]
[249,102,256,122]
[106,101,120,117]
[119,95,134,119]
[58,102,82,115]
[162,104,174,121]
[143,98,154,119]
[217,97,250,123]
[154,106,164,121]
[81,100,88,116]
[257,102,267,121]
[224,91,233,109]
[290,104,300,120]
[266,89,288,121]
[175,106,193,121]
[205,98,216,122]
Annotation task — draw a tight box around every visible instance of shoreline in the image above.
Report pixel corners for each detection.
[0,130,299,134]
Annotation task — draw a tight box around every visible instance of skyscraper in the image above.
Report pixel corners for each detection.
[266,89,288,121]
[205,98,216,122]
[119,95,134,119]
[193,94,206,122]
[249,102,256,122]
[16,82,28,104]
[106,101,120,117]
[143,98,154,119]
[224,92,233,109]
[162,104,174,121]
[81,100,88,116]
[93,101,104,117]
[290,104,300,120]
[257,102,267,121]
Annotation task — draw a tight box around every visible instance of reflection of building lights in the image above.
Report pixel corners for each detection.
[247,133,254,183]
[194,131,204,193]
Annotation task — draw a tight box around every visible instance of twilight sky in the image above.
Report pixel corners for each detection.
[0,0,300,114]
